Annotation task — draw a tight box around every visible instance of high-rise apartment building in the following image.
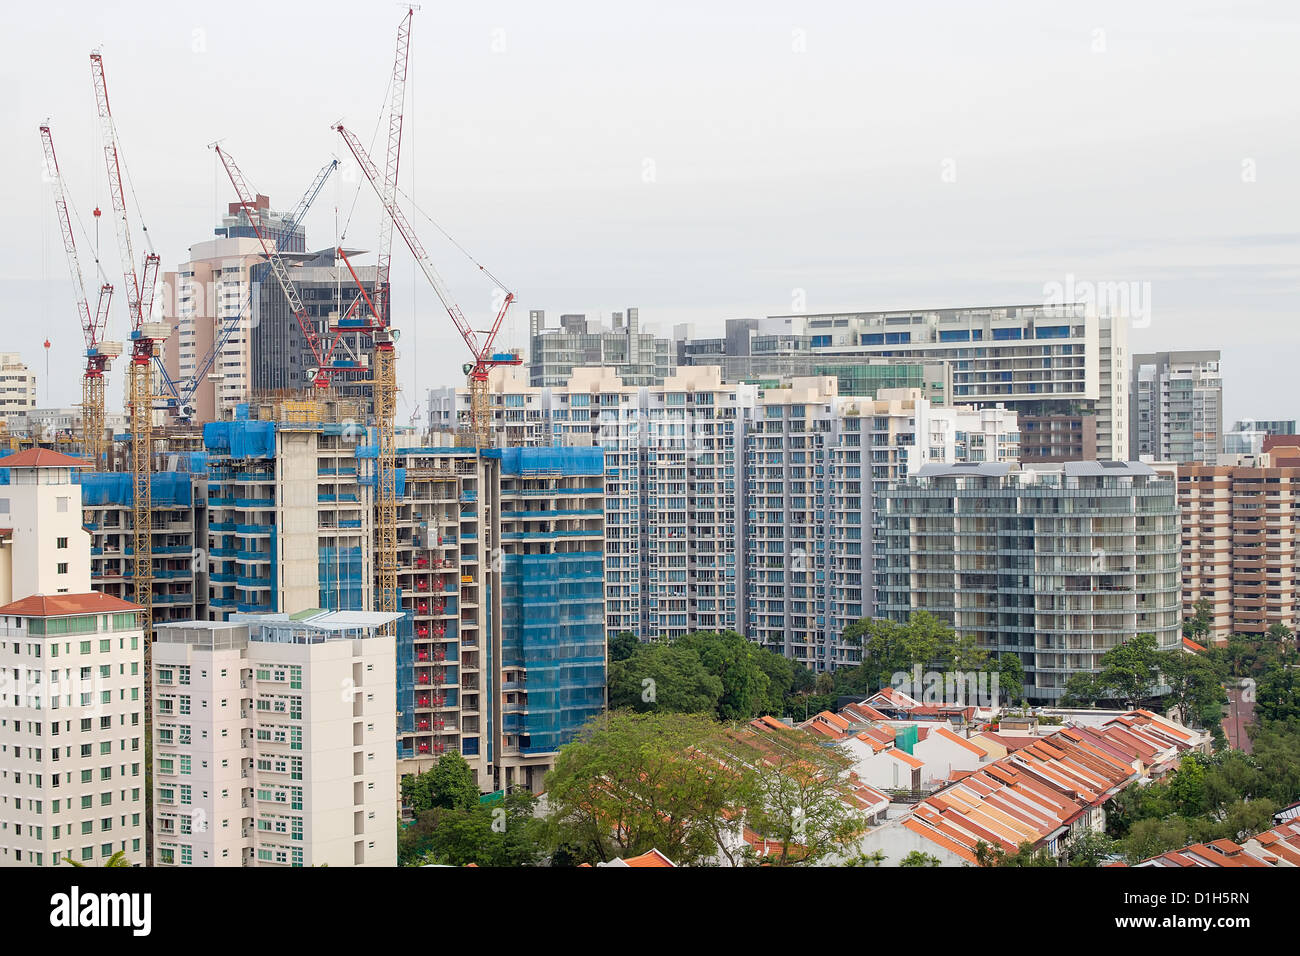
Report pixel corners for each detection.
[528,308,672,387]
[488,447,607,791]
[151,611,400,867]
[432,368,1016,668]
[1130,350,1224,464]
[164,199,380,422]
[203,399,374,618]
[250,247,383,410]
[0,448,147,867]
[877,461,1181,702]
[0,353,38,419]
[1224,419,1298,456]
[676,304,1126,461]
[82,468,210,630]
[1179,458,1300,643]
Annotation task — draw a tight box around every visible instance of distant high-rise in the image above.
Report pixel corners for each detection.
[0,352,38,421]
[165,200,381,421]
[1130,350,1223,464]
[528,308,672,387]
[674,304,1127,461]
[1224,419,1297,456]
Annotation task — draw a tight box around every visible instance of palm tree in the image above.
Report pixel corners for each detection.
[63,849,132,868]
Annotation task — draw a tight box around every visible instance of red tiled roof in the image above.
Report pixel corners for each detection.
[623,849,676,868]
[0,592,141,617]
[0,448,88,468]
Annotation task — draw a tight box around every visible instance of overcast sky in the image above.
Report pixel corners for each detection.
[3,1,1297,426]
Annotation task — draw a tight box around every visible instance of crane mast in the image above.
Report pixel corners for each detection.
[334,122,518,448]
[211,144,345,387]
[92,50,163,644]
[40,123,119,468]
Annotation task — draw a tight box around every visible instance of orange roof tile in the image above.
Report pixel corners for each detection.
[0,448,89,468]
[0,591,142,618]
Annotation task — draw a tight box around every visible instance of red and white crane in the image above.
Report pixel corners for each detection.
[39,122,119,467]
[91,49,167,643]
[333,122,518,447]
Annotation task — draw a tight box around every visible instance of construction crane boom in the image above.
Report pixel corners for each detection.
[212,144,343,386]
[334,122,518,447]
[92,49,161,651]
[40,123,119,467]
[154,157,340,419]
[374,8,415,326]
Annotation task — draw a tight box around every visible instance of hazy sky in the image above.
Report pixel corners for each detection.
[3,1,1297,426]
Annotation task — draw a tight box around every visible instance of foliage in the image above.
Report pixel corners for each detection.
[711,722,862,866]
[843,611,989,691]
[609,632,640,663]
[997,653,1025,705]
[543,710,868,867]
[401,752,479,815]
[400,791,546,867]
[974,840,1056,867]
[63,849,131,868]
[899,850,942,867]
[608,642,724,715]
[544,711,749,866]
[1182,597,1212,641]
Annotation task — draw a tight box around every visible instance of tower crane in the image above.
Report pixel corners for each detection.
[39,122,120,467]
[334,122,520,449]
[154,157,339,420]
[212,145,350,388]
[92,50,167,644]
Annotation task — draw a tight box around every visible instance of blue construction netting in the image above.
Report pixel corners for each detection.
[203,420,276,458]
[79,472,194,507]
[0,468,7,484]
[318,545,367,611]
[359,467,406,497]
[500,550,606,754]
[486,446,604,476]
[178,452,209,476]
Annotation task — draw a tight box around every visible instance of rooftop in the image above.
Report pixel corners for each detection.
[0,448,88,469]
[0,591,141,618]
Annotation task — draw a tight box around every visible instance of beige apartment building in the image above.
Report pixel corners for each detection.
[151,611,400,867]
[1179,455,1300,643]
[0,448,147,867]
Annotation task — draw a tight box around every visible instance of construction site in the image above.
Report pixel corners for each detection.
[7,7,605,795]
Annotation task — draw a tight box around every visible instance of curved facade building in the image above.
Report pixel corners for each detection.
[877,461,1180,702]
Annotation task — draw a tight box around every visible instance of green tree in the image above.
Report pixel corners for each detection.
[899,850,942,867]
[609,632,640,663]
[1182,598,1212,641]
[975,840,1056,867]
[608,642,724,715]
[678,631,772,721]
[63,849,131,868]
[996,653,1025,705]
[1159,649,1228,732]
[1062,829,1115,867]
[712,722,862,866]
[544,711,749,866]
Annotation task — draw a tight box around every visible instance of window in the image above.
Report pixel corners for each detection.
[57,537,68,549]
[57,497,69,513]
[57,563,68,575]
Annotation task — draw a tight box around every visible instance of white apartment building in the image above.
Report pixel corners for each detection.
[1131,350,1224,465]
[0,353,38,419]
[755,305,1127,461]
[432,370,1018,665]
[151,610,400,867]
[0,448,146,867]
